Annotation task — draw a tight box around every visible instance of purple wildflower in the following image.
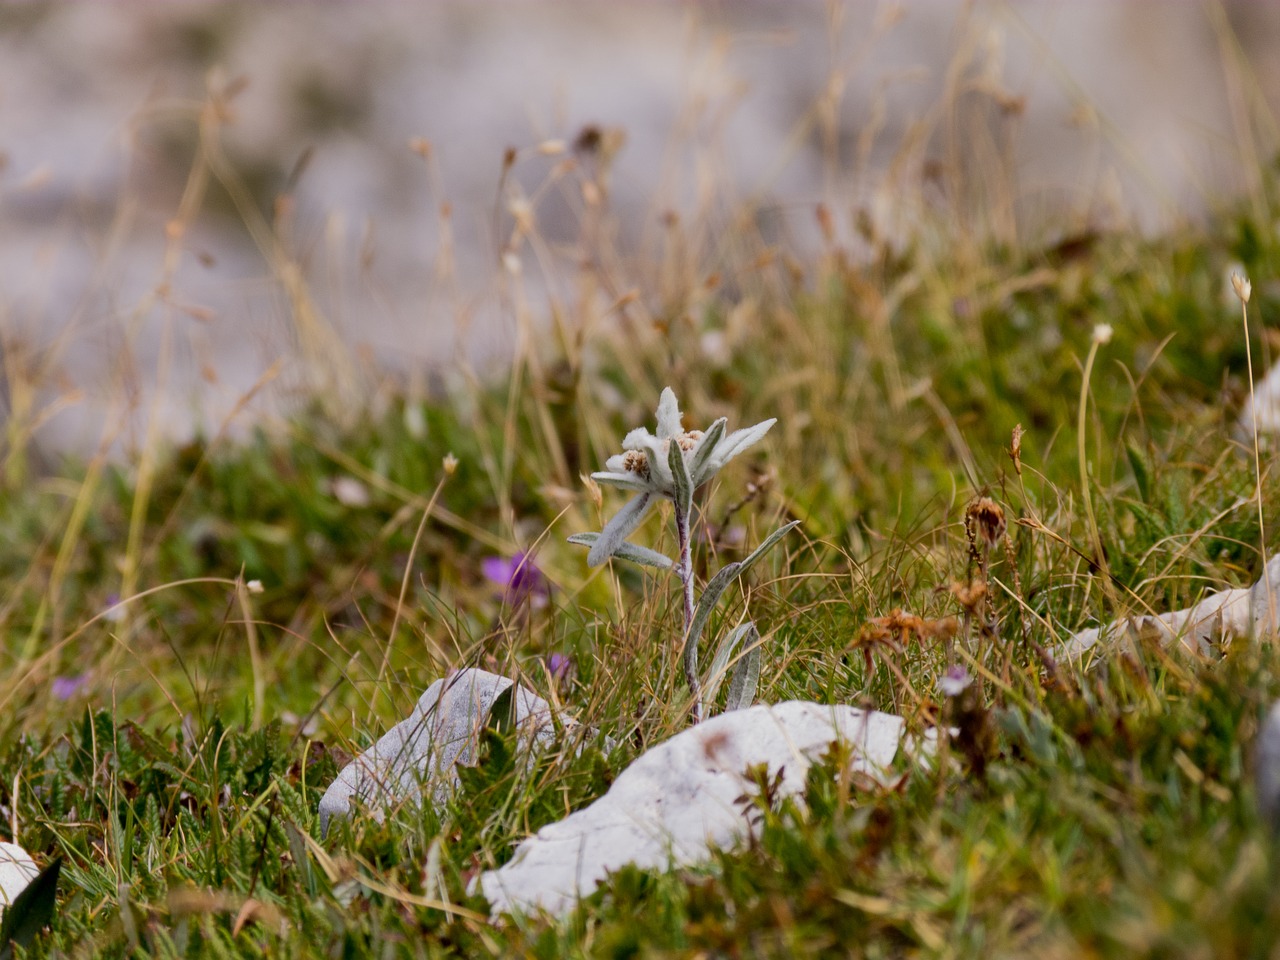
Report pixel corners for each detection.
[546,653,573,683]
[52,673,90,700]
[481,552,549,608]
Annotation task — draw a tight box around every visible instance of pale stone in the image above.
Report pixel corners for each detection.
[0,842,38,914]
[1238,362,1280,440]
[1256,701,1280,829]
[1060,555,1280,659]
[475,701,922,917]
[1250,555,1280,637]
[318,669,560,833]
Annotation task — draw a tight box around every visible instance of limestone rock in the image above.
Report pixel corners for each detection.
[1256,701,1280,829]
[0,842,38,913]
[1061,555,1280,660]
[476,701,922,917]
[318,669,560,833]
[1238,361,1280,440]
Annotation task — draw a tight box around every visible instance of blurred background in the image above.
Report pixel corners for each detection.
[1,1,1278,458]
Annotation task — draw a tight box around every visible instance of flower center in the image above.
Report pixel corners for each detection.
[676,430,703,452]
[621,450,650,478]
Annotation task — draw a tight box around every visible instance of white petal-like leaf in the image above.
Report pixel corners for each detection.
[635,433,673,492]
[621,427,655,450]
[655,387,683,440]
[587,493,655,566]
[687,418,727,487]
[707,418,776,473]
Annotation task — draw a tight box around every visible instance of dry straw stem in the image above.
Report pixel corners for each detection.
[195,72,361,417]
[1077,323,1120,618]
[1206,1,1280,227]
[234,574,265,730]
[28,434,113,662]
[0,577,243,732]
[1234,271,1276,634]
[118,76,224,625]
[375,461,457,709]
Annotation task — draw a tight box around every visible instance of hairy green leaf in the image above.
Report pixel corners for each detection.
[568,533,673,570]
[704,621,758,707]
[724,644,761,712]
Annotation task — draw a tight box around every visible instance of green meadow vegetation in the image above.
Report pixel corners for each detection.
[6,55,1280,958]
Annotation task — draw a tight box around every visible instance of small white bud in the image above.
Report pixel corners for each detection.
[939,665,973,697]
[246,579,264,595]
[443,453,459,476]
[331,476,371,508]
[1232,271,1252,305]
[1091,323,1113,345]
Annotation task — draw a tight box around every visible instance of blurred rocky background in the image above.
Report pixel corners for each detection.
[1,2,1278,456]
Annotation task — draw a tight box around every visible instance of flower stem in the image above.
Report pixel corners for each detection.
[675,503,702,722]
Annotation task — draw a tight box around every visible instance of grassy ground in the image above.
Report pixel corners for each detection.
[6,144,1280,956]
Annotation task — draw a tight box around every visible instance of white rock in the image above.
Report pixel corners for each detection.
[1250,555,1280,637]
[1256,701,1280,829]
[0,842,38,913]
[318,669,561,833]
[476,701,922,917]
[1238,362,1280,440]
[1060,555,1280,659]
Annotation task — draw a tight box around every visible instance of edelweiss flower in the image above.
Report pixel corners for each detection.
[585,387,775,566]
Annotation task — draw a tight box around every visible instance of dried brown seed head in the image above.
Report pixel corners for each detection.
[950,579,988,611]
[921,616,960,641]
[965,497,1007,554]
[1009,424,1023,476]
